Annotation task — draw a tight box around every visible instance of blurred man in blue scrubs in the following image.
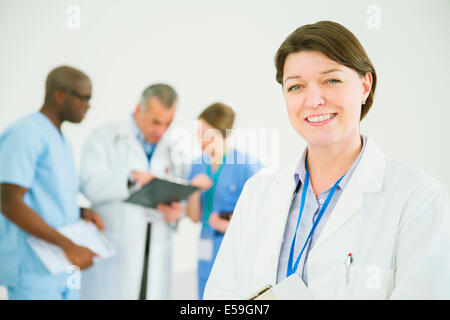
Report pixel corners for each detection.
[0,66,104,300]
[186,103,262,299]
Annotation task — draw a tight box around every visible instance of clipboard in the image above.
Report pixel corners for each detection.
[125,177,200,208]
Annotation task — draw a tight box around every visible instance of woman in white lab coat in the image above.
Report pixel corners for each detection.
[204,21,450,300]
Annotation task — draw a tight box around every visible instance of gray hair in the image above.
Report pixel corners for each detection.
[140,83,178,111]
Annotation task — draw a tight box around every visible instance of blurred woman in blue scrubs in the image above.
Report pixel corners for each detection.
[187,102,261,299]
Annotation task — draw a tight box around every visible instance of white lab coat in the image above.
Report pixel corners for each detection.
[204,137,450,299]
[79,117,191,300]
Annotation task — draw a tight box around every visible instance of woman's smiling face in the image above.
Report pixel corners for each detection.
[282,50,372,148]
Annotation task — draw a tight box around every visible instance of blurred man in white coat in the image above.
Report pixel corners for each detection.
[79,84,191,299]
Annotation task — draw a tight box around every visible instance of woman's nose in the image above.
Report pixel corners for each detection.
[304,86,325,108]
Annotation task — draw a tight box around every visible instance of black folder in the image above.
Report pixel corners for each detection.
[125,177,199,208]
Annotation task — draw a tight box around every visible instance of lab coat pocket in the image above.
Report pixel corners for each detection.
[346,264,395,299]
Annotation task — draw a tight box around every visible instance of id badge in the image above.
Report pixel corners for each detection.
[198,238,213,261]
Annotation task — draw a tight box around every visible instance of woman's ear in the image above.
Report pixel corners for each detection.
[362,72,373,103]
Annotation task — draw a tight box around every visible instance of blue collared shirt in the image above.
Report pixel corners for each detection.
[276,136,367,285]
[130,115,156,163]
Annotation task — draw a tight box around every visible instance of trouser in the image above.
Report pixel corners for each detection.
[197,227,224,300]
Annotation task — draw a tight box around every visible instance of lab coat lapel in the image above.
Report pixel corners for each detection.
[255,156,299,285]
[123,118,150,166]
[313,137,386,249]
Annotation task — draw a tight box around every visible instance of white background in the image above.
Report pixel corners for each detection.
[0,0,449,299]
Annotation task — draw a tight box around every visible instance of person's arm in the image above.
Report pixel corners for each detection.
[187,173,213,223]
[186,191,202,223]
[389,181,450,299]
[79,130,134,203]
[208,213,231,233]
[80,207,105,232]
[1,183,97,270]
[0,126,97,270]
[157,201,185,224]
[209,161,262,233]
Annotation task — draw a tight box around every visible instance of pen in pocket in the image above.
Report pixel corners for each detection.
[346,253,353,285]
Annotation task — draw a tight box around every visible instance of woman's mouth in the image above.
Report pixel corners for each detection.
[304,113,337,126]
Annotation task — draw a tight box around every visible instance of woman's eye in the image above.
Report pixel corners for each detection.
[327,79,341,84]
[288,84,302,92]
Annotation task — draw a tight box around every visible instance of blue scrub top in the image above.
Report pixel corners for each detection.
[0,112,80,287]
[189,149,262,218]
[189,149,262,289]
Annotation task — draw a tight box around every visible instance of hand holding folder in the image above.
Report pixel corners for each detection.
[27,220,116,274]
[125,177,200,209]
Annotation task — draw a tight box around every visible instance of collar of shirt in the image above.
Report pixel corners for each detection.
[130,115,155,157]
[294,135,368,191]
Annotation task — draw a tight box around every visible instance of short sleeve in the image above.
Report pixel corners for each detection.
[188,159,206,182]
[0,125,46,188]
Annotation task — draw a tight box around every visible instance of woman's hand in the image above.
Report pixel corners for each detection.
[81,208,105,232]
[190,174,213,191]
[208,212,230,233]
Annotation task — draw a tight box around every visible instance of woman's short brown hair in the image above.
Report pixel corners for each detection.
[275,20,377,120]
[199,102,235,137]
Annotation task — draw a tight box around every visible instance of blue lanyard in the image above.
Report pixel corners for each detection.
[286,159,344,278]
[203,153,227,228]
